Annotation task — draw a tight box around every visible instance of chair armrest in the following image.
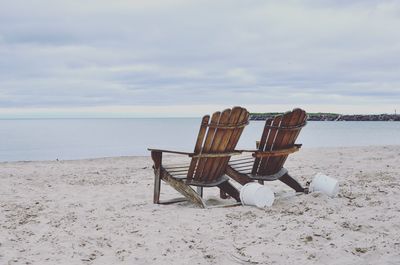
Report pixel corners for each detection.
[148,149,193,171]
[147,148,194,156]
[253,145,302,158]
[238,144,303,155]
[190,150,242,158]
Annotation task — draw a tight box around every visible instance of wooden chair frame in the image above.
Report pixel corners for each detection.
[148,107,250,208]
[226,108,309,193]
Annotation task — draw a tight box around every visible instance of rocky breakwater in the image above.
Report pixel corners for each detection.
[250,113,400,121]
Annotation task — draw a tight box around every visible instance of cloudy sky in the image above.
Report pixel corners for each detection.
[0,0,399,117]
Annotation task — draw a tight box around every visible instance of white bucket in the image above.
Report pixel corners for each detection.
[240,183,275,208]
[309,173,339,197]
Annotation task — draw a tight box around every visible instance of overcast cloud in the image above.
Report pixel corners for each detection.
[0,0,399,116]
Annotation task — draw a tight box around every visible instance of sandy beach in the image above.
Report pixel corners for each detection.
[1,145,399,265]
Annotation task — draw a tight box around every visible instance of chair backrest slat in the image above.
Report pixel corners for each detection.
[187,107,249,183]
[191,111,221,181]
[271,109,307,172]
[206,107,249,181]
[187,115,210,178]
[202,108,232,182]
[256,109,307,176]
[217,108,249,177]
[255,115,283,174]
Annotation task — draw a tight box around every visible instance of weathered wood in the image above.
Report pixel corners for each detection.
[261,109,301,175]
[217,108,249,198]
[217,108,249,178]
[226,165,253,185]
[217,181,241,202]
[211,108,247,198]
[149,107,250,207]
[197,187,203,198]
[164,165,190,170]
[263,110,304,175]
[148,148,193,156]
[151,150,162,169]
[263,122,307,131]
[279,173,306,193]
[252,118,272,174]
[207,121,248,129]
[162,171,206,208]
[227,109,308,192]
[265,109,304,174]
[275,109,307,170]
[166,168,189,174]
[252,145,301,157]
[262,113,292,175]
[208,108,240,181]
[193,111,220,180]
[190,151,241,158]
[187,115,210,180]
[210,108,239,179]
[151,151,162,204]
[154,170,161,204]
[203,108,231,182]
[220,189,229,199]
[256,116,282,175]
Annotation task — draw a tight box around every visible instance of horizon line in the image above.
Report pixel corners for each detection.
[1,112,399,120]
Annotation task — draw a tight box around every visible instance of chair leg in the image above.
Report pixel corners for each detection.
[226,166,253,185]
[197,187,203,198]
[217,181,241,202]
[219,190,229,199]
[151,151,163,204]
[153,168,161,204]
[279,173,305,192]
[163,174,206,208]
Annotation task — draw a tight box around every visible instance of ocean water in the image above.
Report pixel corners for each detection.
[0,119,399,162]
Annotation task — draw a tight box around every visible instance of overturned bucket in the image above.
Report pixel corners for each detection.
[309,173,339,197]
[240,183,275,208]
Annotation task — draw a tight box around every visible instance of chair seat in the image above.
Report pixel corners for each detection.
[163,164,230,187]
[163,163,190,179]
[228,155,255,174]
[228,156,288,181]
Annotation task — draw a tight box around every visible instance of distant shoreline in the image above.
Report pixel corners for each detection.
[250,113,400,121]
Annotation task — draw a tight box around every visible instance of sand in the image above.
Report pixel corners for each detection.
[1,145,400,265]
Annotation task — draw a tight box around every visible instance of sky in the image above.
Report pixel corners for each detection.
[0,0,399,117]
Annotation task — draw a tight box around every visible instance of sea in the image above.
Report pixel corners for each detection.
[0,119,399,162]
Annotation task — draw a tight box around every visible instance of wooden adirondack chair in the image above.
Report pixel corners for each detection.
[148,107,250,208]
[226,108,308,192]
